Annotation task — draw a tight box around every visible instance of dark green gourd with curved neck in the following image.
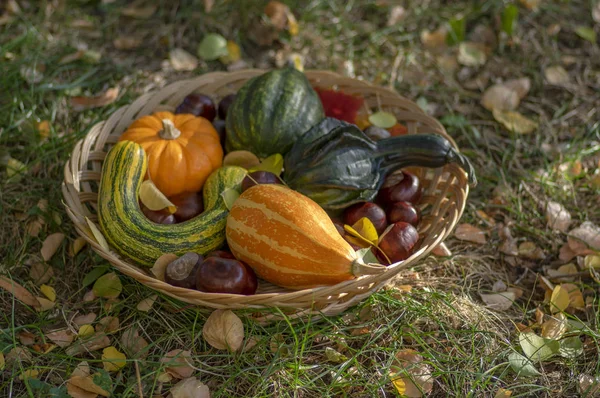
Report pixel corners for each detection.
[283,118,477,211]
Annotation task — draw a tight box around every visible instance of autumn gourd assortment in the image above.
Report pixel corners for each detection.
[97,66,477,294]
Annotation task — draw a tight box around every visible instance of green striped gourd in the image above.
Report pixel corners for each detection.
[97,140,246,266]
[225,66,325,159]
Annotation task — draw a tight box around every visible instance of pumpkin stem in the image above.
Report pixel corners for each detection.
[351,258,386,277]
[159,119,181,140]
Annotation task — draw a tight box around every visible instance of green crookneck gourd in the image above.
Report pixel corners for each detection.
[283,117,477,211]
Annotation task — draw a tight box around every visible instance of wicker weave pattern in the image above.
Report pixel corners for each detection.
[62,70,469,322]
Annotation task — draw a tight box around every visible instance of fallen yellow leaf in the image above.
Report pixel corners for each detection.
[78,324,95,338]
[40,284,56,302]
[102,346,127,372]
[550,285,569,313]
[492,109,538,134]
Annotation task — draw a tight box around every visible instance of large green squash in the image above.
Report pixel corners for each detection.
[283,118,477,211]
[225,67,325,159]
[97,140,247,266]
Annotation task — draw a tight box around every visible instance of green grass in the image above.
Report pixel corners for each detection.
[2,0,600,397]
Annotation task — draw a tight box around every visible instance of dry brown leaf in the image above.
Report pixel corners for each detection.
[579,374,600,396]
[83,289,97,302]
[151,253,177,281]
[420,27,447,53]
[481,85,519,112]
[120,327,149,359]
[169,48,199,71]
[492,109,538,134]
[480,291,517,311]
[458,42,487,66]
[568,222,600,253]
[121,5,156,19]
[264,1,289,30]
[541,313,568,339]
[18,331,37,346]
[19,369,40,380]
[547,263,578,280]
[95,316,120,333]
[545,201,572,232]
[41,232,65,261]
[203,0,214,13]
[36,296,56,311]
[390,349,434,397]
[387,5,406,26]
[544,65,570,86]
[518,241,545,260]
[170,377,211,398]
[559,243,577,261]
[202,309,244,351]
[113,37,142,50]
[431,242,452,256]
[26,218,44,237]
[6,347,32,365]
[0,276,41,309]
[70,237,87,257]
[562,283,585,310]
[66,333,110,356]
[519,0,541,10]
[74,313,97,326]
[136,294,157,312]
[454,223,487,244]
[67,374,110,397]
[46,329,75,348]
[29,262,54,285]
[594,2,600,23]
[504,78,532,99]
[242,336,260,352]
[160,349,194,379]
[70,88,119,111]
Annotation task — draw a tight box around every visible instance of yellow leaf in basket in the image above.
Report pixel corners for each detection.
[85,217,110,251]
[249,153,284,176]
[139,179,177,212]
[344,217,379,246]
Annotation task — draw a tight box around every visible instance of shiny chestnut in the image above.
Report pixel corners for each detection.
[196,257,258,295]
[376,171,422,206]
[386,201,420,227]
[169,191,204,222]
[342,202,388,235]
[241,171,284,192]
[374,222,419,265]
[165,252,202,289]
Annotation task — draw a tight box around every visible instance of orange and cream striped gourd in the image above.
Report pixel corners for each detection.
[225,184,384,290]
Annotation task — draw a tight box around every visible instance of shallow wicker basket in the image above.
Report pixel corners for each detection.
[62,69,470,323]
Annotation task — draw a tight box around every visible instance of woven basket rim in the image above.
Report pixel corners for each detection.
[61,68,470,317]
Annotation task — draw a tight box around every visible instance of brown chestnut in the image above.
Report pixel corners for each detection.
[374,222,419,265]
[342,202,388,235]
[206,250,236,259]
[241,171,284,192]
[141,202,177,224]
[331,219,346,236]
[196,257,258,295]
[386,201,420,227]
[212,119,227,148]
[165,252,202,289]
[175,93,216,122]
[168,191,204,222]
[376,171,422,206]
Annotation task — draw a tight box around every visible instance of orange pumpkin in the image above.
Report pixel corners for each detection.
[119,111,223,197]
[225,184,384,290]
